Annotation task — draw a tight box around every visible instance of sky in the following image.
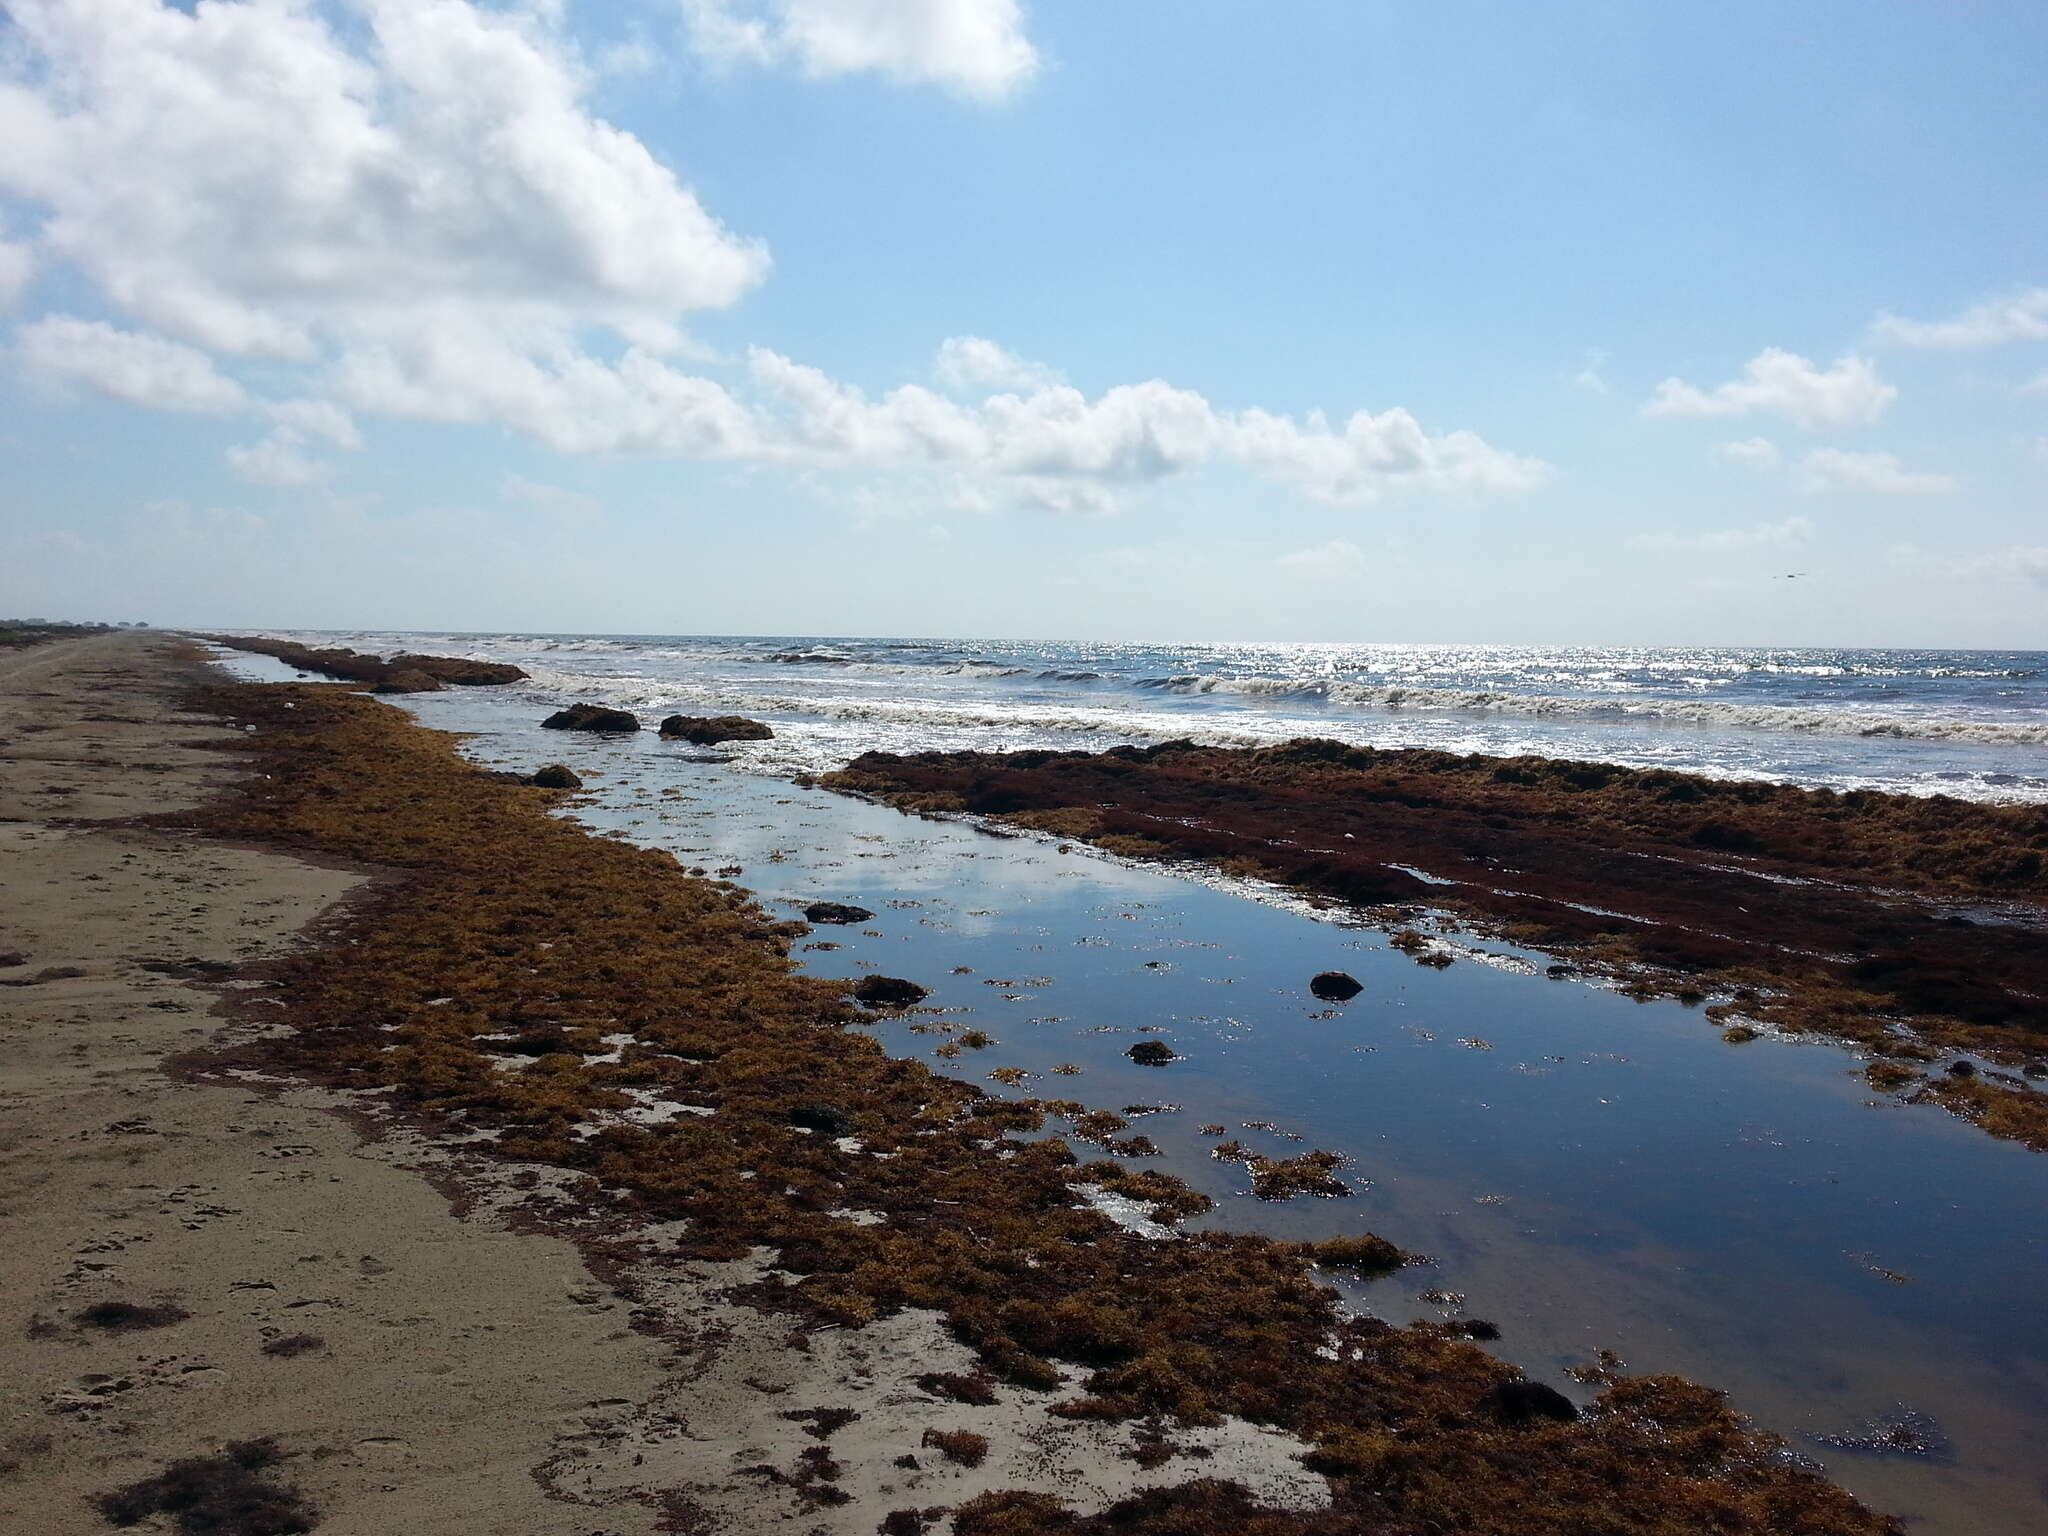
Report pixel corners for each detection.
[1,0,2045,646]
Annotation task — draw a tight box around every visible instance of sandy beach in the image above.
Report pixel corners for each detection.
[0,633,683,1533]
[0,633,1929,1535]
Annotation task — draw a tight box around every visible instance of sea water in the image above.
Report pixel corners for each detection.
[244,632,2048,802]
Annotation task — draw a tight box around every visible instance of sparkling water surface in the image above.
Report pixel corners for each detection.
[254,630,2048,802]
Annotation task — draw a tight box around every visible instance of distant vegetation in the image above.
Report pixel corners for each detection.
[0,619,128,650]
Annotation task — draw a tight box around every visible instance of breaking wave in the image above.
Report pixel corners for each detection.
[1130,674,2048,747]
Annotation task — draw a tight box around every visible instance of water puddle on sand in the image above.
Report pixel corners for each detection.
[217,659,2048,1535]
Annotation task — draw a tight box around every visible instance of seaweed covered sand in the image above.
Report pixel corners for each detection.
[824,740,2048,1150]
[177,677,1897,1533]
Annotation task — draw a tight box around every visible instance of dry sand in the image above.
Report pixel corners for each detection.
[0,634,1323,1533]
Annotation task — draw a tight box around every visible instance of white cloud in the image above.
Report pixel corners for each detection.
[226,436,330,488]
[1871,289,2048,348]
[1274,538,1371,577]
[1798,448,1960,497]
[935,335,1063,394]
[1643,348,1895,431]
[741,345,1547,506]
[15,316,248,412]
[1568,348,1609,394]
[268,397,363,451]
[1630,515,1813,552]
[0,232,32,312]
[681,0,1038,98]
[1720,436,1780,467]
[0,0,766,360]
[0,3,1543,517]
[1229,406,1550,502]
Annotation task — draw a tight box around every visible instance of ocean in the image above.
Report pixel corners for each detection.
[257,632,2048,801]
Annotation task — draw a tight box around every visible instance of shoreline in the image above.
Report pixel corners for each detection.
[53,634,1898,1532]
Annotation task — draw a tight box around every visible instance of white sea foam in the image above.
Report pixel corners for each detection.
[1130,673,2048,746]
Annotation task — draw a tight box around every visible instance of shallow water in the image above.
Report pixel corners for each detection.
[214,651,2048,1532]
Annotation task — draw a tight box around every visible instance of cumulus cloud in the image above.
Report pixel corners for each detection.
[1871,289,2048,348]
[1719,436,1780,467]
[0,2,1542,516]
[744,344,1547,505]
[1229,406,1549,502]
[1798,448,1960,497]
[680,0,1038,98]
[225,436,331,489]
[267,397,363,451]
[0,232,32,312]
[1630,516,1813,552]
[935,335,1063,395]
[0,0,766,360]
[15,316,247,412]
[1643,349,1895,431]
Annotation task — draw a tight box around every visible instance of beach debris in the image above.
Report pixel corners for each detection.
[659,714,774,744]
[1309,970,1363,1001]
[1485,1380,1579,1425]
[852,975,929,1008]
[541,702,640,732]
[787,1104,857,1136]
[73,1300,190,1333]
[804,901,874,924]
[93,1438,315,1534]
[527,763,583,789]
[387,652,526,685]
[915,1372,1000,1406]
[1213,1142,1350,1199]
[206,635,524,688]
[1126,1041,1178,1065]
[921,1428,989,1467]
[1304,1234,1407,1276]
[260,1333,326,1358]
[779,1406,861,1439]
[371,668,445,694]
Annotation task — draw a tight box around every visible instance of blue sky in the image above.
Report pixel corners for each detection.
[2,0,2044,644]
